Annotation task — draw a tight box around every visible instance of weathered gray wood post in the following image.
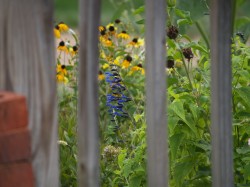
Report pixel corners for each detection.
[77,0,101,186]
[211,0,234,186]
[0,0,58,186]
[145,0,168,186]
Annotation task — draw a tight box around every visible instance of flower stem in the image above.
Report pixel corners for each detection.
[179,49,194,90]
[195,21,210,49]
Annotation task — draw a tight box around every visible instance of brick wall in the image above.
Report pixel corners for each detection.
[0,92,34,187]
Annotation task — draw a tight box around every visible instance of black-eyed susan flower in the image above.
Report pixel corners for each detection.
[100,37,113,47]
[98,71,105,81]
[54,25,61,38]
[56,73,68,83]
[57,64,67,75]
[99,26,106,32]
[117,31,130,40]
[70,45,78,56]
[122,55,132,69]
[58,22,69,32]
[131,64,145,75]
[57,41,68,53]
[106,23,117,35]
[128,38,144,48]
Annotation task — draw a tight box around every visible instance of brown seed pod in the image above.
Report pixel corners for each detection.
[167,25,179,40]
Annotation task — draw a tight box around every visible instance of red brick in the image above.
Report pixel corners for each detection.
[0,162,34,187]
[0,128,31,164]
[0,92,28,132]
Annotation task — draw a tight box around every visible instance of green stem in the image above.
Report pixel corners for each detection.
[179,49,194,90]
[195,21,210,49]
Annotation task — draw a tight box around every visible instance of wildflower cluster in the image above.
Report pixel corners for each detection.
[54,22,79,84]
[98,19,146,122]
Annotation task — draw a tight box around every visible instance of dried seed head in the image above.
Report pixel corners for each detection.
[115,19,121,24]
[167,25,179,40]
[182,48,193,61]
[166,59,175,68]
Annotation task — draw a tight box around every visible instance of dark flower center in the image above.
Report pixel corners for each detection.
[73,46,78,51]
[137,64,143,68]
[122,31,127,34]
[125,55,132,62]
[109,26,115,31]
[59,41,65,46]
[61,65,66,69]
[132,38,138,43]
[55,25,60,30]
[115,19,121,24]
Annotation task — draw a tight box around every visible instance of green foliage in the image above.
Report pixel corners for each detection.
[57,1,250,186]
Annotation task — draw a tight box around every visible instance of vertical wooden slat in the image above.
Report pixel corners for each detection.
[0,0,59,187]
[211,0,234,186]
[0,0,58,186]
[145,0,168,186]
[78,0,101,186]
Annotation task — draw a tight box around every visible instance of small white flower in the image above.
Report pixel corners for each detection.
[248,138,250,146]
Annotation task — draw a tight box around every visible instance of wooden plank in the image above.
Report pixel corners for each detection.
[145,0,168,186]
[211,0,234,186]
[77,0,101,186]
[0,0,58,186]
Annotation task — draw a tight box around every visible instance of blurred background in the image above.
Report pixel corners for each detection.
[54,0,250,41]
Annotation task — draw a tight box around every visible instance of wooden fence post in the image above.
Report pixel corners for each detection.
[78,0,101,186]
[145,0,168,186]
[0,0,58,186]
[211,0,234,186]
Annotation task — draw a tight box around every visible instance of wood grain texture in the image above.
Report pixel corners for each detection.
[78,0,101,186]
[145,0,168,186]
[211,0,234,186]
[0,0,58,186]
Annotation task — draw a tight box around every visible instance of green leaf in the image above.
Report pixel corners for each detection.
[136,19,145,24]
[236,87,250,109]
[118,151,126,168]
[177,19,191,26]
[133,6,145,15]
[169,100,197,134]
[170,133,185,160]
[173,156,196,186]
[243,164,250,179]
[129,174,143,187]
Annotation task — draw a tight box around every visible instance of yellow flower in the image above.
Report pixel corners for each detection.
[131,64,145,75]
[57,41,68,53]
[70,45,78,56]
[128,38,144,48]
[99,26,106,32]
[106,23,116,35]
[98,71,105,81]
[54,25,61,38]
[121,55,132,69]
[102,63,110,70]
[100,37,113,47]
[117,31,130,40]
[57,64,67,75]
[58,22,69,32]
[56,74,68,83]
[113,59,120,66]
